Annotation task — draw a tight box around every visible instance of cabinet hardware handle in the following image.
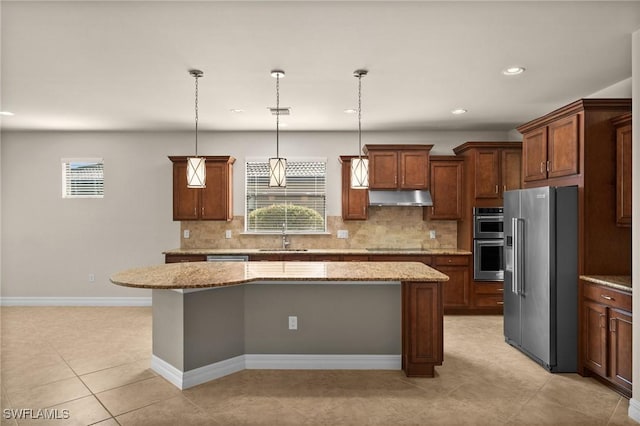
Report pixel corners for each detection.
[496,288,504,292]
[610,318,617,332]
[503,185,507,192]
[599,314,606,328]
[600,294,614,301]
[194,207,197,216]
[495,184,499,194]
[395,176,397,184]
[540,162,544,174]
[546,160,550,172]
[496,301,504,305]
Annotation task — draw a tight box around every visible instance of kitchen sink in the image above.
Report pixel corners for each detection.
[258,248,309,252]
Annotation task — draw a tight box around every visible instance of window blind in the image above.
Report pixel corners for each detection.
[62,159,104,198]
[246,160,326,233]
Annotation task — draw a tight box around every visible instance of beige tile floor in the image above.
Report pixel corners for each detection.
[0,307,636,425]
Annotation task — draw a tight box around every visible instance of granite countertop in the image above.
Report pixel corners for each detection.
[163,248,472,256]
[580,275,632,293]
[111,261,449,290]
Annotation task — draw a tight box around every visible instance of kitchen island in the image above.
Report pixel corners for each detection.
[111,261,448,389]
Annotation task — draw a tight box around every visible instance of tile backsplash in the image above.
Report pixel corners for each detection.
[180,207,457,250]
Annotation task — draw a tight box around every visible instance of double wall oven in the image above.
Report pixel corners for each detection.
[473,207,504,281]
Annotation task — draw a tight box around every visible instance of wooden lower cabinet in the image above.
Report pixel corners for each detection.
[165,254,207,263]
[432,255,470,313]
[402,281,443,377]
[581,280,632,396]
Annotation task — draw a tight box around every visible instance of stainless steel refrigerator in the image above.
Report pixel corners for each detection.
[504,186,578,372]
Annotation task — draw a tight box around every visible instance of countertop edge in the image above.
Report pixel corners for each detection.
[580,275,632,293]
[163,248,472,256]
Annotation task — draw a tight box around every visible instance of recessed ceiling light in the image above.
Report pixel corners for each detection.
[229,109,244,113]
[502,66,525,76]
[451,108,467,115]
[344,109,357,114]
[0,111,15,116]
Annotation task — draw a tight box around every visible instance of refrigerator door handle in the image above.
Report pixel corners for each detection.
[512,217,519,295]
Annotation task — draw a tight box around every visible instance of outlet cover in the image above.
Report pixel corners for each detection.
[337,230,349,239]
[225,230,232,239]
[288,316,298,330]
[429,230,436,239]
[183,229,190,239]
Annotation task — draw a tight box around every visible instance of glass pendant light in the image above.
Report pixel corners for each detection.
[351,69,369,189]
[187,69,206,188]
[269,69,287,187]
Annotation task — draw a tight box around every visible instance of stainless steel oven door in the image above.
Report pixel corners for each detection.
[473,215,504,239]
[474,239,504,281]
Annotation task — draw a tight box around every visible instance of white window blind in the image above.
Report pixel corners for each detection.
[246,160,326,233]
[62,159,104,198]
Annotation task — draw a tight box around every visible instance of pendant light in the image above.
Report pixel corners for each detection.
[187,69,206,188]
[351,69,369,189]
[269,69,287,187]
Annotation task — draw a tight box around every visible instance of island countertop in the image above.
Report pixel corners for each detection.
[163,248,471,256]
[111,261,449,290]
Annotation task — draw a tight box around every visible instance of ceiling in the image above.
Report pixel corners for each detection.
[1,1,639,133]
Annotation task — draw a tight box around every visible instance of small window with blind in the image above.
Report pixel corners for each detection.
[245,159,327,233]
[61,158,104,198]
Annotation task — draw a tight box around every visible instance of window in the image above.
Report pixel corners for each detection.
[62,158,104,198]
[246,159,326,233]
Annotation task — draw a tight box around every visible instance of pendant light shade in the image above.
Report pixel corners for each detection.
[269,69,287,188]
[351,69,369,189]
[351,157,369,189]
[187,157,206,188]
[187,69,206,188]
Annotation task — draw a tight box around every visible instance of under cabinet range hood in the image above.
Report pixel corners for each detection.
[368,189,433,207]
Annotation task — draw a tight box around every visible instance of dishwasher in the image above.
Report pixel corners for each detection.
[206,255,249,262]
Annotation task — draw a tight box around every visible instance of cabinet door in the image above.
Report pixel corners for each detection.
[616,124,632,226]
[399,151,428,189]
[369,151,398,189]
[201,161,232,220]
[428,160,462,220]
[437,265,469,308]
[474,150,500,198]
[340,158,368,220]
[501,149,522,195]
[172,161,200,220]
[583,300,608,377]
[522,128,548,182]
[609,309,632,390]
[548,115,579,178]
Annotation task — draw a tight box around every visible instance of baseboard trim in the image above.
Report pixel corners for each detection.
[628,397,640,422]
[244,354,401,370]
[0,297,152,307]
[152,354,401,389]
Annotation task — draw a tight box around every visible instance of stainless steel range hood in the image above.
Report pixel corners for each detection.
[368,189,433,207]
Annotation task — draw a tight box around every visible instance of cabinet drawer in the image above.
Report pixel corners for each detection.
[474,282,503,295]
[342,255,370,262]
[474,294,504,307]
[165,254,207,263]
[583,283,631,311]
[434,255,469,266]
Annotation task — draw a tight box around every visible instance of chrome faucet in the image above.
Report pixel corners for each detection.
[282,223,290,250]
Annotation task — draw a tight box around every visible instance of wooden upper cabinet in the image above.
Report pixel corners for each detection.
[612,113,632,227]
[365,145,433,190]
[522,127,548,182]
[339,156,368,220]
[453,142,522,205]
[427,156,463,220]
[169,156,235,221]
[474,150,500,198]
[548,115,579,178]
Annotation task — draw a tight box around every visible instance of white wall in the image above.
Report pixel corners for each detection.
[0,129,510,299]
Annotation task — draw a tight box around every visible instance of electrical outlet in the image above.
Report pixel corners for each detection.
[183,229,190,239]
[225,230,232,239]
[337,230,349,239]
[429,230,436,239]
[288,316,298,330]
[88,273,95,283]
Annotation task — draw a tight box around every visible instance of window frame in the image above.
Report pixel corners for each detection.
[61,158,105,199]
[244,157,328,234]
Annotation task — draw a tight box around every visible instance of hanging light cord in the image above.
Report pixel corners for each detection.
[358,72,362,160]
[276,73,280,158]
[194,73,200,157]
